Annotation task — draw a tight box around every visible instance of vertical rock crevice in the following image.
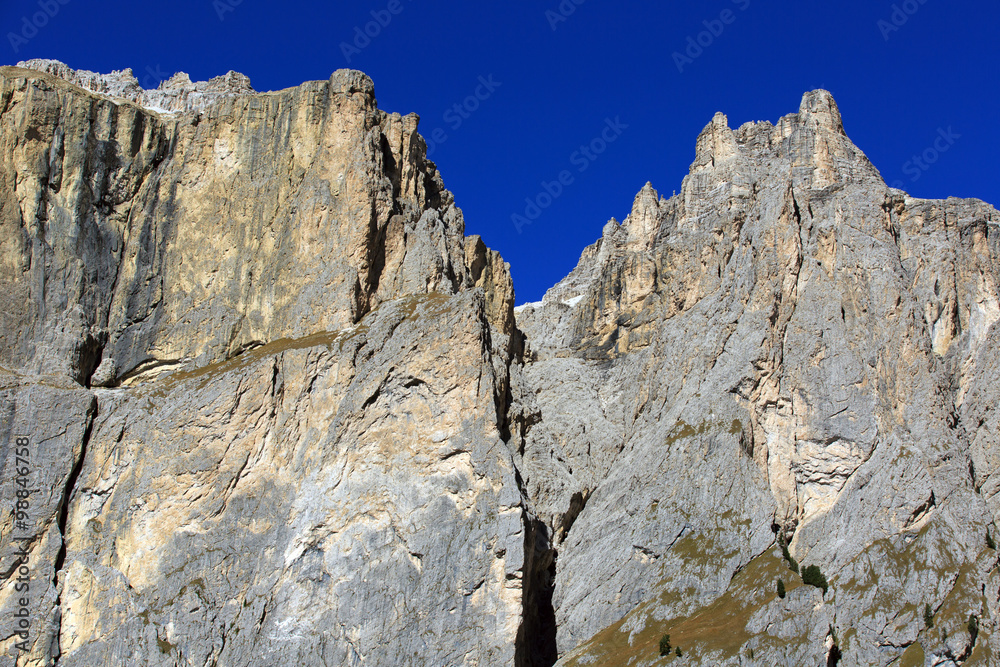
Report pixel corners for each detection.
[53,396,96,582]
[50,394,96,666]
[515,516,558,667]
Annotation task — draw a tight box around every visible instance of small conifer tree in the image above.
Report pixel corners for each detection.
[779,535,799,573]
[659,634,671,657]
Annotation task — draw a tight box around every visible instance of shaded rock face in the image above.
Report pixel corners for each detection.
[519,91,1000,665]
[1,60,999,667]
[0,373,94,665]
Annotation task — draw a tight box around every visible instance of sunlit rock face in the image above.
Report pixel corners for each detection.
[0,62,527,667]
[0,61,512,387]
[518,91,1000,665]
[1,60,999,667]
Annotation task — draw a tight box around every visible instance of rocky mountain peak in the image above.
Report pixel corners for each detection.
[517,85,999,666]
[0,63,512,387]
[1,61,524,666]
[692,110,740,172]
[622,181,663,245]
[798,88,845,135]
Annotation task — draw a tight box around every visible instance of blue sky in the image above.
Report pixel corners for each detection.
[2,0,997,303]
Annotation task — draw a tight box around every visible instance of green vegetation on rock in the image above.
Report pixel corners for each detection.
[777,533,799,573]
[801,565,829,595]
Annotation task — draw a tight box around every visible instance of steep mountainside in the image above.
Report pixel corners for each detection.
[517,91,1000,666]
[0,61,529,667]
[0,61,998,667]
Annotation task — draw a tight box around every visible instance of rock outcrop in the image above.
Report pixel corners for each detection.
[518,91,1000,666]
[1,60,998,667]
[0,61,513,387]
[13,59,256,115]
[59,292,529,666]
[0,61,528,667]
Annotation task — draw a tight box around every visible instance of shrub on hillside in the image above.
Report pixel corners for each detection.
[801,565,829,595]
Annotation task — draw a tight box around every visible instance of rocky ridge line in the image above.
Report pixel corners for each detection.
[16,58,256,115]
[0,60,998,667]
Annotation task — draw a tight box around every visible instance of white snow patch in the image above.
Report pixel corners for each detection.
[141,104,179,115]
[514,301,543,313]
[562,295,585,308]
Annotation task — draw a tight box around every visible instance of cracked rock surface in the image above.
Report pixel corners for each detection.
[1,62,999,667]
[519,91,1000,665]
[0,62,529,667]
[60,292,528,666]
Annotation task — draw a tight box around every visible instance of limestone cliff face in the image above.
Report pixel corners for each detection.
[0,60,513,387]
[0,62,525,667]
[60,292,528,666]
[1,60,999,667]
[518,91,1000,665]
